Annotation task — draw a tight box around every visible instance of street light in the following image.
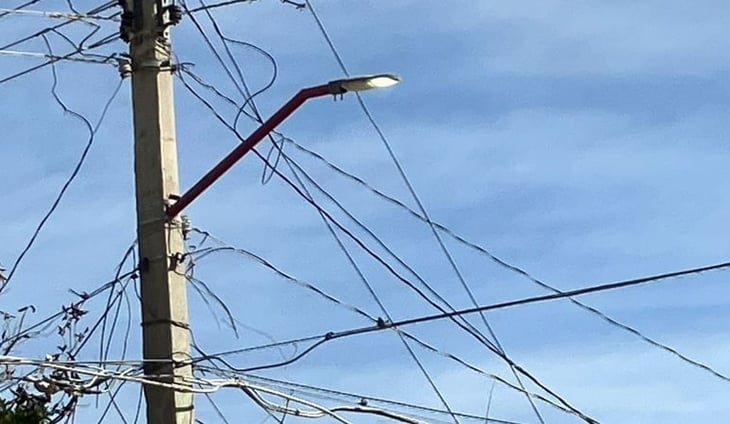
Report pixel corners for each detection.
[165,74,401,218]
[328,74,401,94]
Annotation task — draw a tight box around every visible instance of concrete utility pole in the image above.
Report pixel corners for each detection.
[125,0,192,423]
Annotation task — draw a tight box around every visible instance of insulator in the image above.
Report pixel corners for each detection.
[118,56,133,79]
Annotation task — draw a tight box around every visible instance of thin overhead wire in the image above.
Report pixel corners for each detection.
[0,0,44,20]
[174,69,512,398]
[216,259,730,362]
[174,74,596,423]
[299,3,543,420]
[187,233,376,323]
[177,70,498,352]
[0,8,118,20]
[243,374,525,424]
[283,137,730,385]
[194,259,730,423]
[0,48,116,64]
[0,32,118,86]
[0,270,136,362]
[186,229,581,416]
[272,151,460,422]
[184,0,304,14]
[181,0,283,183]
[0,51,124,291]
[0,1,116,51]
[99,241,138,372]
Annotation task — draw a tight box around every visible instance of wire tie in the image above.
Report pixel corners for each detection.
[376,317,389,329]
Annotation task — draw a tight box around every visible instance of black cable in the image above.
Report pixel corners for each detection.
[98,240,137,397]
[48,13,102,50]
[177,65,239,109]
[278,153,460,423]
[277,155,510,353]
[177,65,596,420]
[99,241,136,356]
[180,1,249,104]
[175,73,596,422]
[196,257,730,369]
[106,383,131,424]
[185,0,303,14]
[132,383,143,424]
[187,242,376,323]
[186,228,576,416]
[485,380,496,424]
[94,379,128,424]
[183,0,282,183]
[197,259,730,422]
[180,65,283,184]
[64,0,81,15]
[284,145,542,422]
[302,2,543,421]
[69,277,136,360]
[196,0,266,120]
[352,260,730,334]
[204,392,232,424]
[200,0,282,183]
[183,69,499,353]
[283,137,730,384]
[146,69,510,416]
[185,0,250,13]
[1,274,127,354]
[187,275,239,338]
[0,56,123,291]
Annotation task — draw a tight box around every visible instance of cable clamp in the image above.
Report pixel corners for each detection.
[117,54,132,78]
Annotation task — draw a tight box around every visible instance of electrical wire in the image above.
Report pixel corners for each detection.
[271,153,563,406]
[301,1,544,421]
[194,259,730,423]
[172,72,506,408]
[199,0,283,183]
[185,0,304,14]
[281,139,730,385]
[243,374,525,424]
[0,1,116,51]
[0,8,118,20]
[174,73,597,423]
[186,274,240,338]
[186,228,583,416]
[0,0,44,20]
[0,49,116,64]
[0,59,124,292]
[207,259,730,362]
[187,237,376,323]
[181,0,282,183]
[0,32,118,86]
[97,239,138,397]
[277,152,461,423]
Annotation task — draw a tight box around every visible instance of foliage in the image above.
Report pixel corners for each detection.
[0,398,49,424]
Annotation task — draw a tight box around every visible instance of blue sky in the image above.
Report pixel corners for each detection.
[2,1,730,423]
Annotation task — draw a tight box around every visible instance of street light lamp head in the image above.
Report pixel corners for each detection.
[328,74,401,95]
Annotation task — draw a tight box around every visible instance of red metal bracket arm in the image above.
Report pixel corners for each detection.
[166,84,332,218]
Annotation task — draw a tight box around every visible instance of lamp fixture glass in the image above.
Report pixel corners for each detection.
[328,74,401,94]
